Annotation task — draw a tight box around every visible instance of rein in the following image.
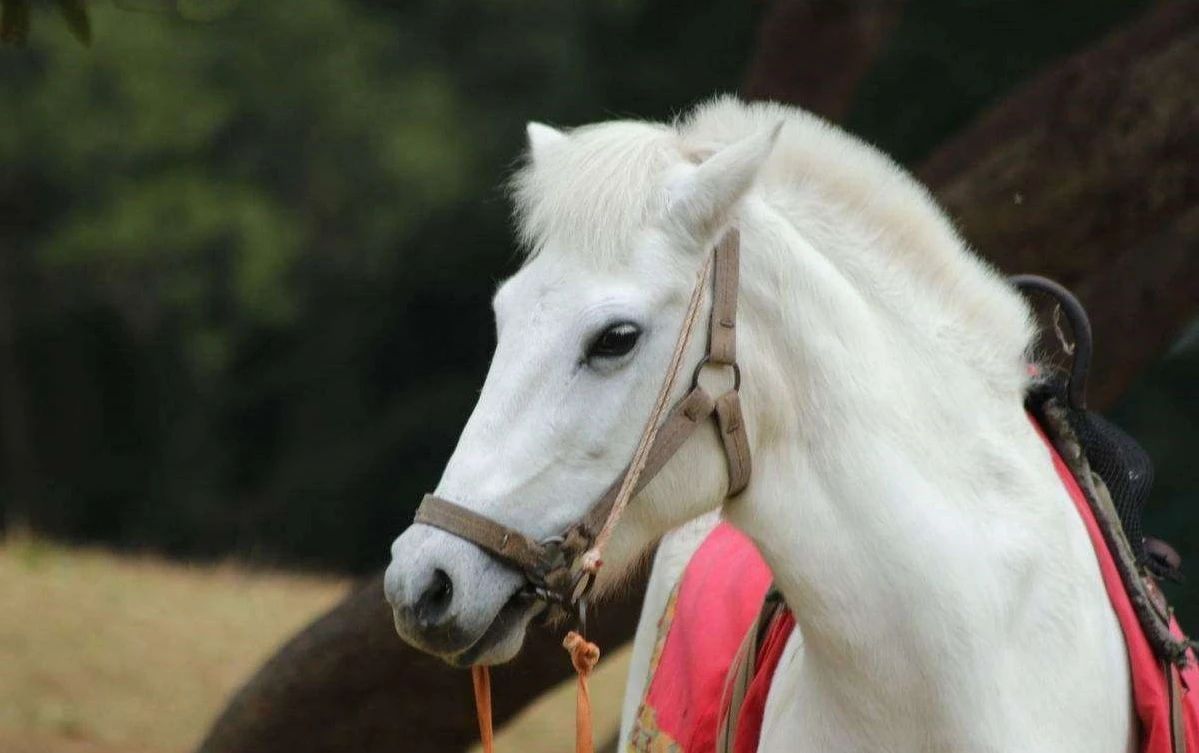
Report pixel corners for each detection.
[414,228,752,752]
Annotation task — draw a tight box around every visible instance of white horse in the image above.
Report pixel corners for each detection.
[385,97,1134,752]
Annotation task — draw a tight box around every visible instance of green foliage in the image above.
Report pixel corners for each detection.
[0,0,756,570]
[0,0,1192,611]
[1,0,90,46]
[848,0,1154,163]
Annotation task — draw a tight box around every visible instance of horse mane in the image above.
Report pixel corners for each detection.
[510,96,1034,391]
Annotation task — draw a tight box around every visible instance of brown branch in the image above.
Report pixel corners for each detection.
[919,1,1199,407]
[196,573,646,753]
[742,0,907,121]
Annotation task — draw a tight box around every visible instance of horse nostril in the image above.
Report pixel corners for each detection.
[415,568,454,627]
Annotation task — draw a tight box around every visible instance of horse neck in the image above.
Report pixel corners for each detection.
[722,196,1085,718]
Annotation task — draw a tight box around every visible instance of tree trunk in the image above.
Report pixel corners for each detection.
[917,1,1199,407]
[742,0,907,122]
[196,573,645,753]
[197,4,1197,753]
[0,244,37,536]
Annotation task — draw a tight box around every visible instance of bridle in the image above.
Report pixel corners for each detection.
[412,228,753,615]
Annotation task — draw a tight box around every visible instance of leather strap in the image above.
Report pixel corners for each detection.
[580,387,717,535]
[415,495,554,577]
[708,229,740,366]
[714,391,752,497]
[716,590,784,753]
[1168,659,1188,753]
[414,387,719,590]
[411,228,753,604]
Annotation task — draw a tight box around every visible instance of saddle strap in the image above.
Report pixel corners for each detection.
[716,590,785,753]
[1168,659,1188,753]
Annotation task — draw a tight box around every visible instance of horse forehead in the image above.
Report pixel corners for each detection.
[493,266,572,322]
[494,254,634,321]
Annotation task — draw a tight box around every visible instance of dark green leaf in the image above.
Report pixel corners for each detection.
[0,0,31,46]
[56,0,91,46]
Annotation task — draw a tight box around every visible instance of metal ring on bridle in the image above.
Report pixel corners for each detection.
[691,355,741,392]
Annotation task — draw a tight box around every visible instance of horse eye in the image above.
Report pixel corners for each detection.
[586,322,641,361]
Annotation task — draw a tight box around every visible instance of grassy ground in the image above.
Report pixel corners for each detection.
[0,536,349,753]
[0,536,634,753]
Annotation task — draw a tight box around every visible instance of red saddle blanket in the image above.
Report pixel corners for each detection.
[627,425,1198,753]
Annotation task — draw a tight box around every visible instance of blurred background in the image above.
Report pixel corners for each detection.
[1,2,1195,752]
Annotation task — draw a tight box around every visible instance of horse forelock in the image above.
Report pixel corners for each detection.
[509,120,678,263]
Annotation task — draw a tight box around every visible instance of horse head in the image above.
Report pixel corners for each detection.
[385,115,780,666]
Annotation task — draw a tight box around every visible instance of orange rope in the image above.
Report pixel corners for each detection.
[563,631,601,753]
[470,634,600,753]
[471,665,494,753]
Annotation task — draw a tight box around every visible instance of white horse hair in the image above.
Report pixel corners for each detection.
[386,96,1134,752]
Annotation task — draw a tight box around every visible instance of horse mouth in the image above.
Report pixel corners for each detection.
[448,588,546,668]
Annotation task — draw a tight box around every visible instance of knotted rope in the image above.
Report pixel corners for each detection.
[563,631,601,753]
[469,631,601,753]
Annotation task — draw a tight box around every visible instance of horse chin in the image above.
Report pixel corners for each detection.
[446,590,545,668]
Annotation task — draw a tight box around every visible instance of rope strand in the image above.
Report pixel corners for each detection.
[471,665,494,753]
[470,637,600,753]
[581,251,716,573]
[564,631,601,753]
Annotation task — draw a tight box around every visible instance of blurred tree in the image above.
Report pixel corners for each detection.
[0,0,756,568]
[1,0,90,46]
[2,0,482,562]
[0,251,37,533]
[743,0,907,121]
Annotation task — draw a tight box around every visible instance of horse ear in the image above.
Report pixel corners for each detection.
[526,122,567,162]
[667,122,783,238]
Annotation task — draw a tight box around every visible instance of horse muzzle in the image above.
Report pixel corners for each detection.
[386,522,534,664]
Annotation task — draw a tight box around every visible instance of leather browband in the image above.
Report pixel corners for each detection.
[413,229,751,605]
